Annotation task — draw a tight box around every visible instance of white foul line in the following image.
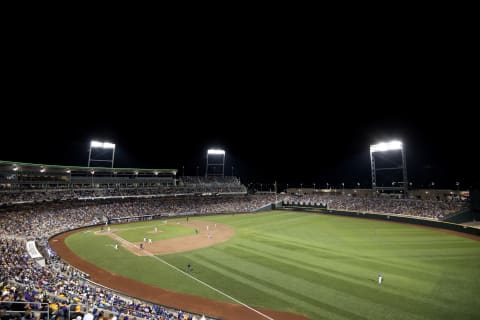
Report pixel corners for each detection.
[119,238,275,320]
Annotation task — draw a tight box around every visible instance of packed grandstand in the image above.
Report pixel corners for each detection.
[0,160,470,320]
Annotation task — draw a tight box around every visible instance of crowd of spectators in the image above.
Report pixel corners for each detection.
[283,194,469,220]
[180,177,245,194]
[1,236,202,320]
[0,177,246,206]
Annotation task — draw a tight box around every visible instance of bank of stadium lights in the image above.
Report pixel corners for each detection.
[88,140,116,168]
[206,148,226,177]
[90,141,115,149]
[369,140,408,193]
[369,140,403,152]
[207,149,225,155]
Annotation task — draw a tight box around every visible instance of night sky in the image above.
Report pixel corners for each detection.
[2,39,477,190]
[2,102,476,190]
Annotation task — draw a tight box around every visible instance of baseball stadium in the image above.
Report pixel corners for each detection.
[1,143,480,320]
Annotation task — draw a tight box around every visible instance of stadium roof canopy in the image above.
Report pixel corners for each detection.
[0,160,177,176]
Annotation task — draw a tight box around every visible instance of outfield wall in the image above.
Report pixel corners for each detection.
[444,209,478,223]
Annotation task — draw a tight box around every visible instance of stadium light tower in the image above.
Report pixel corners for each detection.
[370,140,408,194]
[88,140,116,168]
[206,149,225,177]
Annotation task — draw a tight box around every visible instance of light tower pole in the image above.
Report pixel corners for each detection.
[274,181,278,206]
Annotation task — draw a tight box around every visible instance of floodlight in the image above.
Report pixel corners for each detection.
[88,140,116,168]
[66,169,71,174]
[369,140,408,194]
[206,148,226,177]
[13,166,19,171]
[40,168,46,173]
[370,140,403,153]
[90,140,103,148]
[207,149,225,155]
[90,140,115,149]
[103,142,115,149]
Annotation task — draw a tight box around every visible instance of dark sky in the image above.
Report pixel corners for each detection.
[2,35,477,190]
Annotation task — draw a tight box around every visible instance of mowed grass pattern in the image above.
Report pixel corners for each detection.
[66,211,480,320]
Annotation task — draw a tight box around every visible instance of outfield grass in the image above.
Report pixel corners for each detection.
[66,211,480,320]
